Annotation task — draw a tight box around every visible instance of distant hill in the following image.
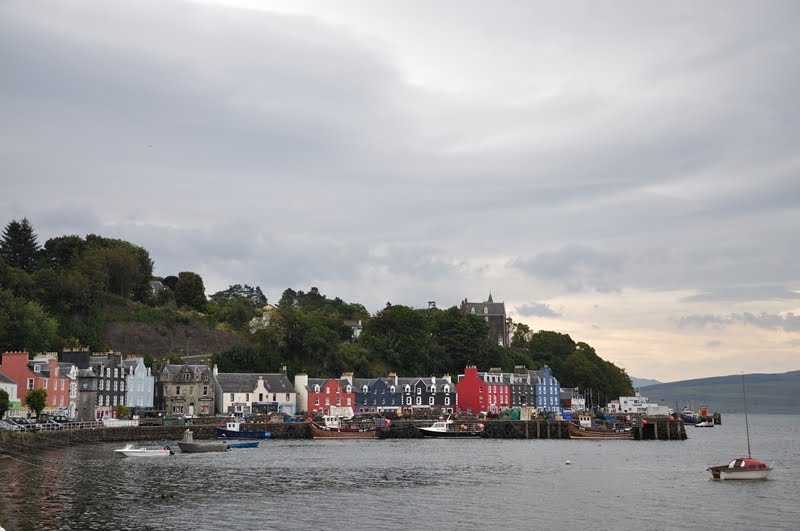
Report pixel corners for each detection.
[630,376,662,388]
[636,370,800,414]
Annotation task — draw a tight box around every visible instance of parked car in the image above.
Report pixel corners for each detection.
[49,415,79,427]
[0,419,22,431]
[36,419,65,430]
[7,417,39,431]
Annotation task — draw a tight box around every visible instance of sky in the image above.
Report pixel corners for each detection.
[2,1,799,383]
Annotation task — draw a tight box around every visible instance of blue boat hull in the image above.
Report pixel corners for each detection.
[216,428,272,439]
[227,441,260,449]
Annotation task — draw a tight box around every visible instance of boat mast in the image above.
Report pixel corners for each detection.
[742,374,751,458]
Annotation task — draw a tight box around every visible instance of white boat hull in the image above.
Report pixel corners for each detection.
[115,447,172,458]
[718,469,771,480]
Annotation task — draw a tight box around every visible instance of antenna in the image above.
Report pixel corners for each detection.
[742,373,751,458]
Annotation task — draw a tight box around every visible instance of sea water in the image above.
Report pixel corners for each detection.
[1,414,798,530]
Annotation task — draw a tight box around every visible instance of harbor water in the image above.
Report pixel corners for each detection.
[1,414,798,530]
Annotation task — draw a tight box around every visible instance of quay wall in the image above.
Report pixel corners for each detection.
[0,419,686,451]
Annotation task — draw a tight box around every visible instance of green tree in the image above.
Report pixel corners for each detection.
[25,388,47,418]
[115,404,130,418]
[174,272,207,312]
[40,235,86,270]
[0,290,58,351]
[210,284,267,307]
[0,389,9,419]
[0,218,40,273]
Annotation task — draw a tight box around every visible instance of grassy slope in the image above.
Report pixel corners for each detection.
[639,370,800,414]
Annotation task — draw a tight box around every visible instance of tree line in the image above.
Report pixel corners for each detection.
[0,217,633,401]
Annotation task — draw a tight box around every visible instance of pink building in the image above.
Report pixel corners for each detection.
[0,351,71,415]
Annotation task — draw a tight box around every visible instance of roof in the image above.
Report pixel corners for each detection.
[0,372,16,385]
[215,373,294,393]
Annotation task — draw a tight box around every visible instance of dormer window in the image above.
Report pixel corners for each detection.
[390,386,395,393]
[34,365,40,373]
[470,308,475,314]
[416,387,422,395]
[483,306,488,314]
[346,386,351,393]
[444,385,450,394]
[431,385,436,394]
[363,385,368,393]
[404,385,411,393]
[314,385,320,393]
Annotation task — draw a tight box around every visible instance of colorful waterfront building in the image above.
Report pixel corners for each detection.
[301,372,357,416]
[456,366,511,414]
[0,351,71,416]
[214,369,296,416]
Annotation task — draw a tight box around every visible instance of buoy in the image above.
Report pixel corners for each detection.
[565,460,571,465]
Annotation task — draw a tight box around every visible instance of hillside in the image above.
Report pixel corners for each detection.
[638,370,800,414]
[630,376,662,388]
[102,321,244,360]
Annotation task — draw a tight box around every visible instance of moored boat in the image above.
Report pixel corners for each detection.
[419,417,484,438]
[114,443,174,457]
[227,440,260,449]
[707,457,771,480]
[568,423,634,440]
[309,421,379,439]
[707,374,772,480]
[694,421,714,428]
[216,418,272,439]
[177,429,229,453]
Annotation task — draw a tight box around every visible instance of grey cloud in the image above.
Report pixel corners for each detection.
[516,302,562,318]
[680,286,800,303]
[510,244,624,293]
[706,340,722,349]
[677,312,800,332]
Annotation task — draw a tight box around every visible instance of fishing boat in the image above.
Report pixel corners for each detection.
[309,415,383,439]
[227,440,260,449]
[694,421,714,428]
[419,417,484,438]
[114,443,174,457]
[216,418,272,439]
[177,429,229,453]
[707,375,772,480]
[679,407,700,424]
[568,423,634,440]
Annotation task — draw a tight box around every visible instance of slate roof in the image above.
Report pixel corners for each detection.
[57,362,77,379]
[216,373,294,393]
[0,372,16,385]
[305,378,327,391]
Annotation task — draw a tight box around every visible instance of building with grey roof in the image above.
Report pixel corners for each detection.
[460,293,509,347]
[156,364,215,417]
[215,369,296,416]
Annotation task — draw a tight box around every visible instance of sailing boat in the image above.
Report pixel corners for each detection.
[706,374,772,480]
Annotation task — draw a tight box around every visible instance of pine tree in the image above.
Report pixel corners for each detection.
[0,218,41,272]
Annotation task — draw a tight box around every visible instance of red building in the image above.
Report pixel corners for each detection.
[305,373,357,415]
[0,351,71,415]
[455,366,511,414]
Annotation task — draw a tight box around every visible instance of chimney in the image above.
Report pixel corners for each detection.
[213,364,218,376]
[430,375,436,384]
[443,373,451,384]
[280,365,287,375]
[388,372,398,386]
[341,371,353,385]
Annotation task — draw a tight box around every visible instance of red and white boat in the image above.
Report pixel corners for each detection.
[707,375,772,481]
[707,457,771,480]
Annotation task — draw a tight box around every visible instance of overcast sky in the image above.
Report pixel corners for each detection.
[2,1,798,382]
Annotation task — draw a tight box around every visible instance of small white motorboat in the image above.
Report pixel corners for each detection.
[694,421,714,428]
[115,443,174,457]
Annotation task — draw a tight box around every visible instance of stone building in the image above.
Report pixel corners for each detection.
[156,364,215,417]
[459,294,509,348]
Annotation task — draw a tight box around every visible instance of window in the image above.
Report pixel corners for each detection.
[245,393,250,402]
[325,398,330,406]
[113,381,117,391]
[431,385,436,394]
[445,397,450,405]
[444,385,450,393]
[406,397,412,405]
[363,385,369,393]
[114,368,118,378]
[415,397,422,405]
[176,386,181,395]
[43,379,48,389]
[347,398,352,406]
[404,385,410,393]
[390,386,395,393]
[314,385,320,392]
[285,393,290,401]
[272,393,276,401]
[314,398,319,406]
[484,306,488,314]
[416,387,421,395]
[60,396,64,406]
[326,387,330,394]
[470,308,475,314]
[106,368,111,377]
[346,386,351,393]
[99,380,104,391]
[34,365,40,373]
[429,396,434,405]
[61,380,66,390]
[203,386,208,396]
[336,398,341,406]
[336,387,340,394]
[230,393,235,402]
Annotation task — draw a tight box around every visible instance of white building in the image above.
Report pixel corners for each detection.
[123,357,155,409]
[214,369,296,416]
